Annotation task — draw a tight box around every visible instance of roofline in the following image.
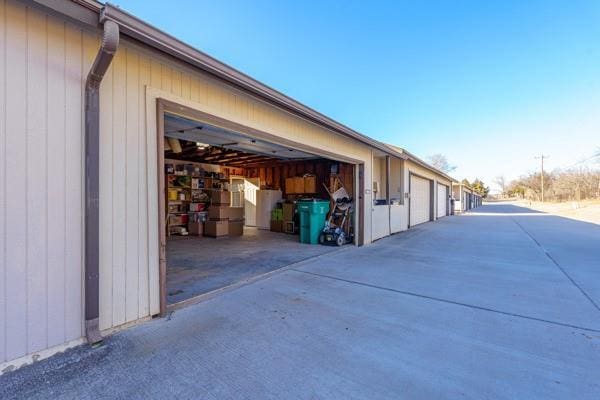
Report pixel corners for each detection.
[453,182,474,191]
[26,0,406,160]
[383,144,457,182]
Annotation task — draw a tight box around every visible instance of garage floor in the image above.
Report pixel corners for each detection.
[166,227,339,304]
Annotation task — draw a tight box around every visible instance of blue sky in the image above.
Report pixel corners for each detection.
[114,0,600,191]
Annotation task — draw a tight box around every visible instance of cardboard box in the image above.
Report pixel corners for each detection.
[285,177,296,194]
[270,220,283,233]
[208,205,230,220]
[204,220,228,237]
[228,219,244,236]
[282,203,295,221]
[229,207,244,221]
[211,190,230,205]
[293,177,304,194]
[188,222,203,236]
[304,175,316,193]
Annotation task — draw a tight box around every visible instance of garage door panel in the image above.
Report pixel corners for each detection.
[437,183,448,218]
[410,175,431,226]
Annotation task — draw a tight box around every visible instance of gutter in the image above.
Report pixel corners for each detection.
[84,15,119,344]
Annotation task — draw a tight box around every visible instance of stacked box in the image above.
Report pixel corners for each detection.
[282,203,294,222]
[228,219,244,236]
[285,177,295,194]
[293,177,304,194]
[270,220,283,232]
[204,220,228,237]
[271,208,283,221]
[208,206,230,220]
[282,203,296,234]
[304,175,316,193]
[211,190,230,205]
[188,222,203,236]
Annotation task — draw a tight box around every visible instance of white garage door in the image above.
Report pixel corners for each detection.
[410,175,431,226]
[437,183,448,218]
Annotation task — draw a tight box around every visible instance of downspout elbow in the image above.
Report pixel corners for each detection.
[84,17,119,345]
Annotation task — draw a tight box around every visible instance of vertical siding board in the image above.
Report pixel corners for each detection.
[160,64,171,93]
[0,0,6,363]
[205,81,219,110]
[190,77,199,103]
[181,73,190,101]
[147,59,160,316]
[146,85,159,316]
[198,77,207,105]
[26,7,48,354]
[64,23,83,339]
[150,59,160,89]
[5,0,27,361]
[97,32,114,330]
[46,17,66,347]
[171,69,181,96]
[125,49,139,322]
[138,54,150,318]
[111,51,127,327]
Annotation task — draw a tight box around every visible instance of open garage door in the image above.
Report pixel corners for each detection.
[157,105,358,312]
[437,183,449,218]
[409,174,432,227]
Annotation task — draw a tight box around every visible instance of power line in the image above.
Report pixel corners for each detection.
[563,151,600,170]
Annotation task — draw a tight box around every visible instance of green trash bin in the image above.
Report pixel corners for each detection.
[297,199,330,244]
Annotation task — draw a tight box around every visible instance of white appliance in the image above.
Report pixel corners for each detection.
[255,190,282,229]
[243,178,260,226]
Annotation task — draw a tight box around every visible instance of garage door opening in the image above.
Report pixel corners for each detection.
[158,108,356,310]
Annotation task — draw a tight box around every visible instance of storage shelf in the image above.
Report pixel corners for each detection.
[167,174,203,178]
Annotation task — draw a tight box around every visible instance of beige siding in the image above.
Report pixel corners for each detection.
[0,0,86,364]
[1,0,377,365]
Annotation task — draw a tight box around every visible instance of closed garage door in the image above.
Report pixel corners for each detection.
[410,175,431,226]
[437,183,448,218]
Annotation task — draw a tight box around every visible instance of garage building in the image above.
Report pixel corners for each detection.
[0,0,458,370]
[452,182,480,213]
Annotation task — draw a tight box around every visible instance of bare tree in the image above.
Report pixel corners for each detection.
[428,153,456,173]
[494,175,507,195]
[507,167,600,201]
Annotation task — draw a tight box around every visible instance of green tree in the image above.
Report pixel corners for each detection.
[471,178,490,198]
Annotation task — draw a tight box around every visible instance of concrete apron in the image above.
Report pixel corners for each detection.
[166,245,352,313]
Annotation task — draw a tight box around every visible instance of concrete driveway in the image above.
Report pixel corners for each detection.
[2,203,599,399]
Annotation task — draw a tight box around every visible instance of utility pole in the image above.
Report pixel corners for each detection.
[535,155,548,202]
